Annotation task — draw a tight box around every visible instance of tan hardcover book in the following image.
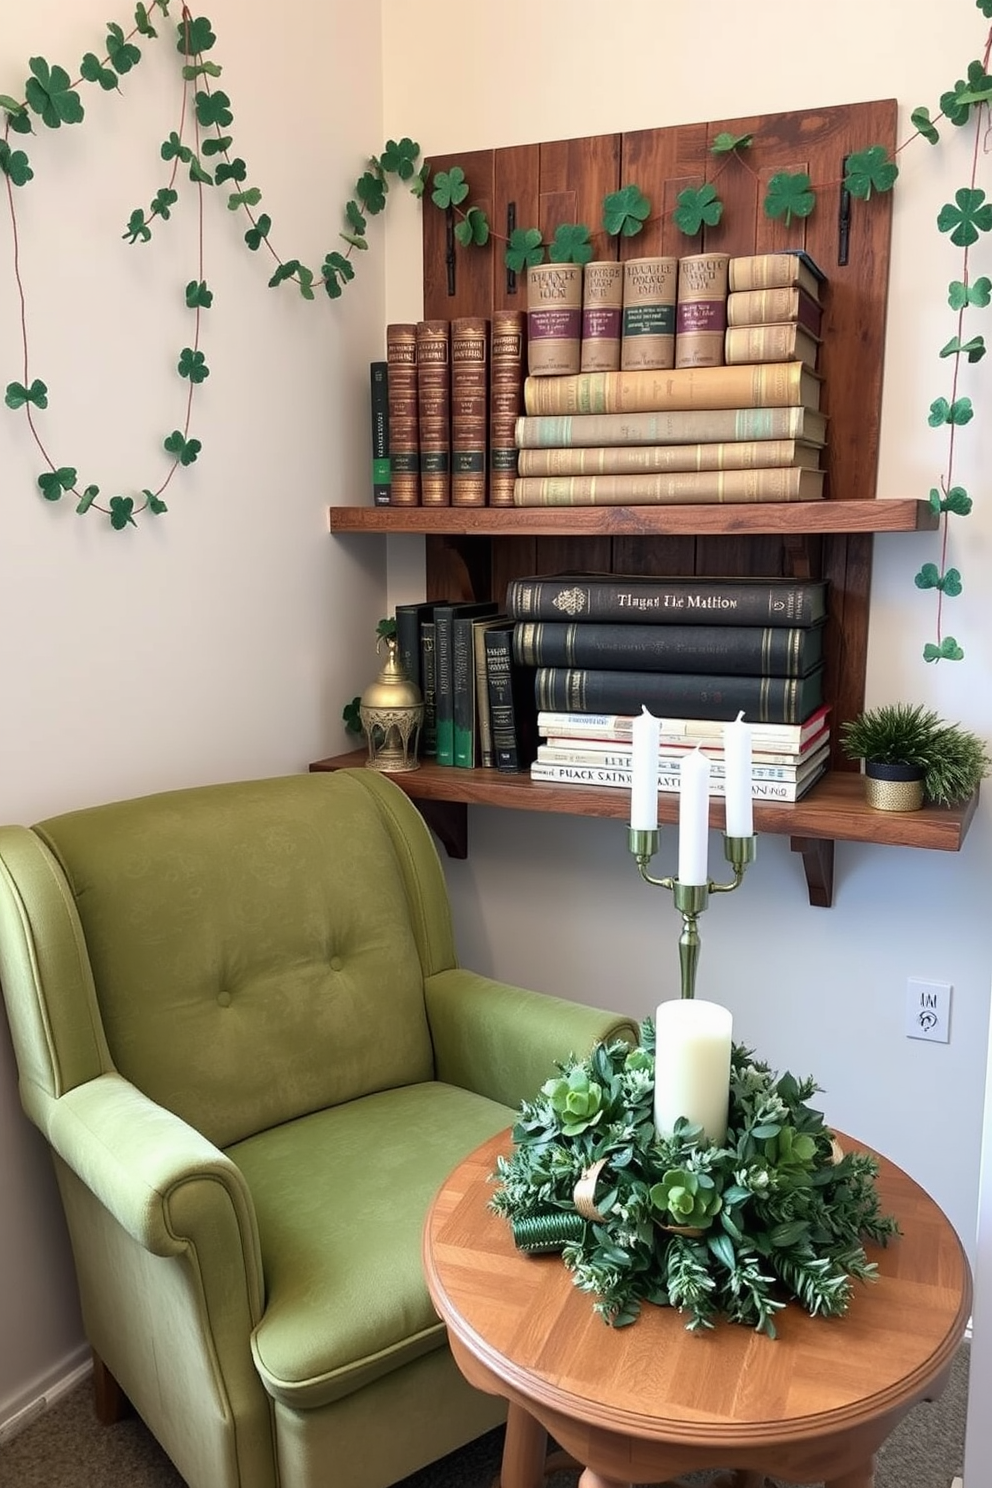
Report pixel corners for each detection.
[724,322,820,371]
[489,309,527,506]
[580,260,624,372]
[621,256,677,371]
[674,253,730,369]
[416,319,451,506]
[512,466,824,505]
[522,361,823,417]
[516,438,822,478]
[514,404,828,449]
[451,316,489,507]
[726,286,824,335]
[728,251,825,301]
[386,322,420,506]
[526,263,583,376]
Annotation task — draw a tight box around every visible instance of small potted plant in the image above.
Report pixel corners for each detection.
[840,702,990,811]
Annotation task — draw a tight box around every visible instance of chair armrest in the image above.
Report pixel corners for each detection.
[424,968,638,1112]
[45,1072,264,1312]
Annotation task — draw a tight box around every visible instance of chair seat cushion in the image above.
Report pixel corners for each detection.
[228,1081,513,1410]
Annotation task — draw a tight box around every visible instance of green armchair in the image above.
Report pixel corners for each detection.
[0,769,635,1488]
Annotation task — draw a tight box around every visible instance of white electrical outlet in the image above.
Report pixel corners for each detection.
[906,979,952,1043]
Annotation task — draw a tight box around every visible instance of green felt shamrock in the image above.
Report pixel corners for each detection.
[343,696,363,735]
[5,379,48,410]
[151,186,179,219]
[928,395,974,426]
[911,105,940,144]
[938,187,992,247]
[345,199,368,238]
[134,4,158,38]
[37,467,77,502]
[185,279,214,309]
[930,485,974,516]
[674,182,723,236]
[177,348,209,383]
[106,22,142,75]
[924,637,966,662]
[109,495,137,530]
[948,275,992,308]
[182,61,222,81]
[356,172,386,216]
[123,208,151,243]
[80,53,119,91]
[504,227,544,273]
[195,89,232,129]
[547,223,593,264]
[75,485,99,514]
[980,0,992,17]
[380,137,420,182]
[177,16,216,54]
[940,61,992,125]
[200,132,231,156]
[244,213,271,251]
[145,491,168,515]
[322,252,354,299]
[188,156,213,184]
[214,157,246,185]
[764,171,815,225]
[431,166,469,210]
[163,430,201,465]
[227,187,261,211]
[603,183,650,238]
[295,265,315,301]
[710,131,753,154]
[455,206,490,248]
[844,146,899,200]
[939,333,986,362]
[268,260,300,289]
[161,131,192,164]
[24,58,84,129]
[915,563,963,594]
[2,96,32,135]
[0,141,33,187]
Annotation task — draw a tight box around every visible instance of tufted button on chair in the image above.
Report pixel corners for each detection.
[0,769,637,1488]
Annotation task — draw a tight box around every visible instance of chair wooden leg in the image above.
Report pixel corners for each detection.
[92,1349,133,1424]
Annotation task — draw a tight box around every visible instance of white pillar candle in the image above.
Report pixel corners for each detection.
[677,745,710,885]
[723,710,754,838]
[654,998,733,1144]
[630,705,660,830]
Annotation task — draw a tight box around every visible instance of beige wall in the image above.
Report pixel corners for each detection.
[0,0,387,1424]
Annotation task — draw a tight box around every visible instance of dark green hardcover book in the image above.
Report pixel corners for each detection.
[455,615,507,768]
[420,619,438,758]
[434,601,500,766]
[370,360,391,506]
[506,574,828,628]
[452,605,501,767]
[395,601,440,695]
[513,619,825,678]
[485,621,539,772]
[533,665,825,725]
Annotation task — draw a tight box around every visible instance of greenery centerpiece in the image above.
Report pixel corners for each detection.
[489,1021,899,1335]
[840,702,990,809]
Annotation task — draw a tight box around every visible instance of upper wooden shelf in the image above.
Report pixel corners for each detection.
[328,500,938,538]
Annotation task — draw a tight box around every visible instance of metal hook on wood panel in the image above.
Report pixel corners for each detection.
[445,207,456,296]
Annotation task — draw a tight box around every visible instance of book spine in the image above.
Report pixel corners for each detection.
[489,310,527,507]
[474,622,496,767]
[514,405,827,449]
[386,323,420,506]
[621,256,677,371]
[580,261,624,372]
[536,744,823,780]
[526,263,583,376]
[540,732,829,766]
[452,614,479,767]
[394,604,427,698]
[533,667,824,725]
[416,319,451,506]
[724,323,820,371]
[529,761,824,800]
[433,606,456,764]
[507,575,827,627]
[369,360,391,506]
[536,704,831,749]
[674,253,730,369]
[485,626,522,772]
[512,466,823,506]
[522,361,820,417]
[451,317,489,507]
[420,620,438,758]
[516,439,819,477]
[728,252,825,299]
[512,620,821,678]
[726,286,823,335]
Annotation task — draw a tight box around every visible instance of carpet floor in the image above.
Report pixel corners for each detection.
[0,1342,968,1487]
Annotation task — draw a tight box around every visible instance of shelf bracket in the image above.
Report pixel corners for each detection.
[419,800,468,859]
[790,836,835,908]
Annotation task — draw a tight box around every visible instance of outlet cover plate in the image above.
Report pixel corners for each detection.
[906,978,952,1043]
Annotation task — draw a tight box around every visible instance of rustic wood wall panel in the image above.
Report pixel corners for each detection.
[422,148,495,319]
[492,144,540,310]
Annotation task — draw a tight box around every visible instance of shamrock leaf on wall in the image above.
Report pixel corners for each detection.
[673,183,723,236]
[843,146,899,200]
[37,467,77,502]
[763,171,815,225]
[5,379,48,410]
[548,223,593,264]
[937,187,992,247]
[24,58,84,129]
[0,141,33,187]
[505,227,544,274]
[603,183,650,238]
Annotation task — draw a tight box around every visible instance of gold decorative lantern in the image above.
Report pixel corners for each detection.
[359,634,424,772]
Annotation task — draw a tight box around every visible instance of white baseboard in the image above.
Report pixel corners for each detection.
[0,1346,92,1446]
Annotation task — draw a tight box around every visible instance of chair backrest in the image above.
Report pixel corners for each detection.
[0,771,457,1148]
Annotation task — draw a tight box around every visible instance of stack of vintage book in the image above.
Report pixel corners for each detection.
[513,249,827,508]
[504,570,832,801]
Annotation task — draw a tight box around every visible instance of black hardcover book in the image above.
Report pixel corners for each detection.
[419,619,438,758]
[513,619,825,678]
[370,360,391,506]
[506,573,828,629]
[434,601,500,766]
[485,621,539,772]
[394,601,442,755]
[533,665,826,726]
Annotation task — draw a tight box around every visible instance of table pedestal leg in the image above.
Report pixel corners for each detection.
[824,1461,875,1488]
[500,1403,550,1488]
[577,1470,632,1488]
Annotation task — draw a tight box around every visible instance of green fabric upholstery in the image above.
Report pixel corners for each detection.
[0,770,637,1488]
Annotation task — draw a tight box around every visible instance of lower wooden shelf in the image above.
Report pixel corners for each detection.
[309,750,979,909]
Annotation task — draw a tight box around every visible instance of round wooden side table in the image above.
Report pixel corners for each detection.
[423,1129,971,1488]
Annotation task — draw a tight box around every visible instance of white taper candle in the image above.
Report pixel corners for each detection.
[654,998,733,1144]
[723,710,754,837]
[677,745,710,885]
[630,705,660,830]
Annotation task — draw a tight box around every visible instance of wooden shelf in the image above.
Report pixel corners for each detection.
[310,751,979,908]
[329,500,938,538]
